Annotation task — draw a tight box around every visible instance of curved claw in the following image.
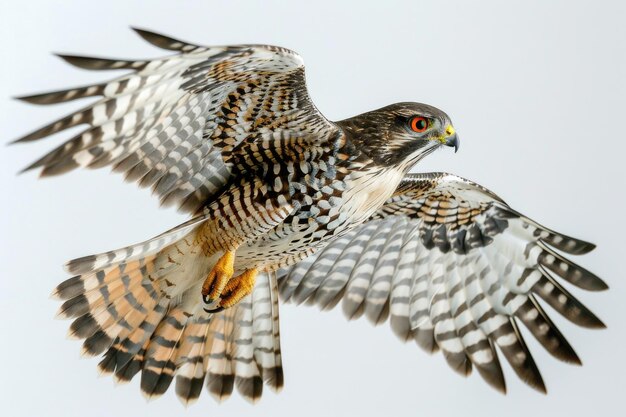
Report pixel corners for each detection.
[203,306,225,314]
[202,293,221,313]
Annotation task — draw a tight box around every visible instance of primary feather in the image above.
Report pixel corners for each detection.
[279,172,606,394]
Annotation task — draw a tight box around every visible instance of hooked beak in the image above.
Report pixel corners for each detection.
[444,125,459,153]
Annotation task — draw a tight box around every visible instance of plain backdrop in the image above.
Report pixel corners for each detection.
[1,1,625,416]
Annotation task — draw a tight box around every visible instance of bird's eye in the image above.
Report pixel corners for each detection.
[409,116,429,133]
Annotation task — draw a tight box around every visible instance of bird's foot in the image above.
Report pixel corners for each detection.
[201,250,235,307]
[203,268,258,313]
[220,268,258,309]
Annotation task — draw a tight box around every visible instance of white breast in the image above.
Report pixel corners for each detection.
[342,166,405,224]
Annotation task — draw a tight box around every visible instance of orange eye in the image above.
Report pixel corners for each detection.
[410,116,428,133]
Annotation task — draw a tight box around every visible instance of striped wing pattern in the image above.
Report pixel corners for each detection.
[278,172,606,393]
[14,28,333,213]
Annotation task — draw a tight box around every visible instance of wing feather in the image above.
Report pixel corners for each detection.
[278,172,606,393]
[14,28,335,213]
[56,53,148,71]
[131,27,202,52]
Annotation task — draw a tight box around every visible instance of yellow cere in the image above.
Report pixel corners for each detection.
[433,125,456,144]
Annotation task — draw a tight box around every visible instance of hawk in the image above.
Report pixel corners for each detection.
[13,29,606,404]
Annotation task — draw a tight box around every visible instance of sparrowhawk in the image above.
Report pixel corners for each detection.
[13,28,607,404]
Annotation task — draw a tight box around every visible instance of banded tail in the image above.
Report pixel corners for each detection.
[53,216,283,404]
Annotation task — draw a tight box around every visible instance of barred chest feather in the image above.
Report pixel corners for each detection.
[236,165,407,270]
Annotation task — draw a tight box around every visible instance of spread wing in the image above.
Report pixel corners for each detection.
[13,28,335,213]
[278,172,607,393]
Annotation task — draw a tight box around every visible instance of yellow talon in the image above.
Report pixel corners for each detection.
[201,250,235,301]
[219,268,258,309]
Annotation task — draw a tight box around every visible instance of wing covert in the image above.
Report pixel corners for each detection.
[278,172,606,393]
[14,28,335,214]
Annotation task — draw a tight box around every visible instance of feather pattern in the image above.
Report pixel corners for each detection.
[278,172,606,393]
[54,220,283,404]
[15,29,607,401]
[14,28,335,214]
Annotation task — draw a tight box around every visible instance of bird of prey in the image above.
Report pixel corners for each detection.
[13,28,607,404]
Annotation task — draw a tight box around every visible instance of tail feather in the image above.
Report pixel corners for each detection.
[64,214,207,275]
[141,308,190,399]
[54,218,283,404]
[99,300,169,381]
[206,308,237,402]
[252,272,283,391]
[175,316,212,406]
[68,277,160,358]
[233,298,263,403]
[84,284,162,357]
[57,256,158,319]
[116,347,148,383]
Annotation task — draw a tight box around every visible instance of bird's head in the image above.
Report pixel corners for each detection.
[338,102,458,168]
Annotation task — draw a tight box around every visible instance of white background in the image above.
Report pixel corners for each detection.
[1,1,625,416]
